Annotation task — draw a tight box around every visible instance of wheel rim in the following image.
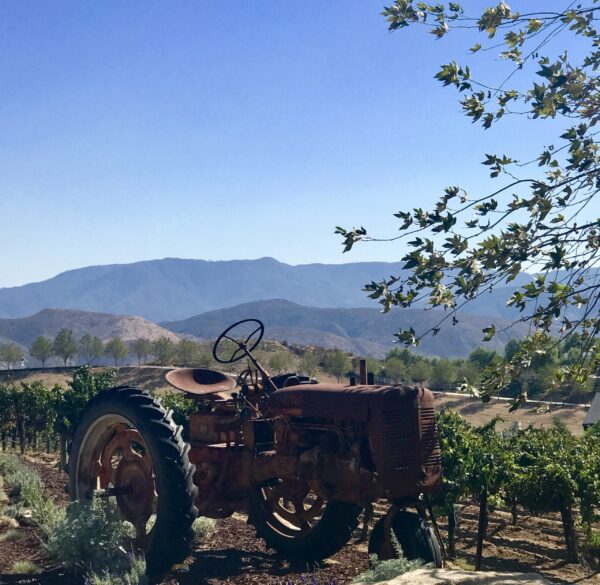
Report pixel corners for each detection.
[259,479,326,539]
[72,413,158,552]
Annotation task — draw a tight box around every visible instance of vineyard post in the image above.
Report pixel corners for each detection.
[560,504,579,563]
[511,499,518,526]
[15,412,25,455]
[447,503,457,558]
[475,490,488,571]
[59,435,67,472]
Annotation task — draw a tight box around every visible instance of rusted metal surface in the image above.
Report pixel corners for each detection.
[368,387,442,498]
[165,367,236,397]
[164,320,443,559]
[187,382,441,508]
[95,426,156,550]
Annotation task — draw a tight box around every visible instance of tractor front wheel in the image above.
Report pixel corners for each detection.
[368,510,442,567]
[68,387,198,582]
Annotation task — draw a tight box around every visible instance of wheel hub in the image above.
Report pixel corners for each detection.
[95,426,157,548]
[115,459,155,524]
[264,479,325,532]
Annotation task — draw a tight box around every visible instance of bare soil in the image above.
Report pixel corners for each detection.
[434,393,587,435]
[1,456,599,584]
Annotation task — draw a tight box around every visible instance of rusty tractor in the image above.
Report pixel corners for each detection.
[68,319,443,580]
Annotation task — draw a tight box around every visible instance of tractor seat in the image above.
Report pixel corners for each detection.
[165,368,236,399]
[267,383,423,421]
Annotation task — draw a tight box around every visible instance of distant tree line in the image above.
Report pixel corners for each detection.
[280,332,598,401]
[0,330,217,370]
[3,329,595,400]
[372,333,597,401]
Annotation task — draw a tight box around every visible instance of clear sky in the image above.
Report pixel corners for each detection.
[0,1,589,287]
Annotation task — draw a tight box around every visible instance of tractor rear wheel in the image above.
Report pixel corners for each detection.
[68,387,198,582]
[368,510,442,567]
[247,479,362,560]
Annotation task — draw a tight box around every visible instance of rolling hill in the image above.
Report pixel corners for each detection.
[0,308,178,348]
[162,299,528,358]
[0,257,531,323]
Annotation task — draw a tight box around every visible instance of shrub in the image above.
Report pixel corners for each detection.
[0,528,24,541]
[0,453,66,535]
[0,454,44,505]
[86,556,148,585]
[352,555,427,584]
[45,498,133,574]
[0,454,145,583]
[193,516,216,542]
[583,528,600,562]
[12,560,42,575]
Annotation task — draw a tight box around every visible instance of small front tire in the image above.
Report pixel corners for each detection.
[368,510,442,567]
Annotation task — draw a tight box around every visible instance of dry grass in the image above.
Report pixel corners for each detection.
[12,560,42,574]
[0,528,25,542]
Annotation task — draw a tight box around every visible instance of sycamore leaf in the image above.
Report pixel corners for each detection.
[482,325,496,341]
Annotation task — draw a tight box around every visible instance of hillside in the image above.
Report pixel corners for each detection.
[0,308,179,348]
[0,257,533,323]
[162,299,528,358]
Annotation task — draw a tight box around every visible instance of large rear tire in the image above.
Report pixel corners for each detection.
[368,510,442,567]
[247,480,362,560]
[68,386,198,582]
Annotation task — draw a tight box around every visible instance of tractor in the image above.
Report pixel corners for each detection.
[68,319,443,581]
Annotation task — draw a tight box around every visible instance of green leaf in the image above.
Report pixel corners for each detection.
[482,325,496,341]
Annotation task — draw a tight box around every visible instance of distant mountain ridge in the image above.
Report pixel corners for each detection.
[162,299,528,358]
[0,302,526,360]
[0,257,530,323]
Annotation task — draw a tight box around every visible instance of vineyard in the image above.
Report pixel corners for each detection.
[0,366,599,583]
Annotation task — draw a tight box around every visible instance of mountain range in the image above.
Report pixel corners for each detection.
[162,299,528,358]
[0,257,529,323]
[0,257,540,359]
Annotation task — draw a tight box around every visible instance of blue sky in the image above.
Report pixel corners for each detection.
[0,1,589,287]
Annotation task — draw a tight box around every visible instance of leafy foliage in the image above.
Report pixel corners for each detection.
[152,337,175,366]
[132,338,153,366]
[104,337,129,366]
[0,343,23,369]
[54,366,116,439]
[338,1,600,404]
[0,453,144,583]
[46,498,134,574]
[53,329,78,366]
[160,391,196,430]
[30,336,54,367]
[79,333,104,366]
[323,349,352,382]
[268,351,293,374]
[433,410,600,563]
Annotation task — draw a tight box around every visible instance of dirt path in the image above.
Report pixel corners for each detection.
[448,505,599,584]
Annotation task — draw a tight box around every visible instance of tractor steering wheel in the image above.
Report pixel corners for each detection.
[212,319,265,364]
